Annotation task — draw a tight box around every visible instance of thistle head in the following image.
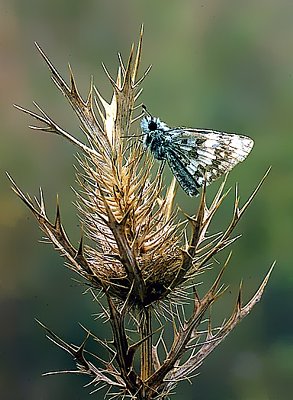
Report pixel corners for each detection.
[10,28,273,399]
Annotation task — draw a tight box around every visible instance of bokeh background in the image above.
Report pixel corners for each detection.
[1,0,293,399]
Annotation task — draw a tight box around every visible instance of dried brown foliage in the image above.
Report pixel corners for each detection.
[9,28,274,399]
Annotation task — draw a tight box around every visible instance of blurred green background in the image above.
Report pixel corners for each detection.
[1,0,293,399]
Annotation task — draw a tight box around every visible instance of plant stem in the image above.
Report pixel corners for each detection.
[140,307,152,388]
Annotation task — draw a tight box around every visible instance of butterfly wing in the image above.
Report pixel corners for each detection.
[165,128,254,195]
[166,149,201,196]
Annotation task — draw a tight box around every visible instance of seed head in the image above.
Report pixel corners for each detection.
[9,27,274,399]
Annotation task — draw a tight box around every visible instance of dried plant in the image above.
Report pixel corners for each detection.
[9,28,274,399]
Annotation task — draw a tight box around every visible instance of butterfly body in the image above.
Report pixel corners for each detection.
[141,114,254,196]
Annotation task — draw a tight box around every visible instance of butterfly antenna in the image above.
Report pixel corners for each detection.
[142,104,153,119]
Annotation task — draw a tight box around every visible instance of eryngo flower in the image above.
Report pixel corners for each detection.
[9,27,274,399]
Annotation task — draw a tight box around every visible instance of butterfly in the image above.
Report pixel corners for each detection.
[140,106,254,196]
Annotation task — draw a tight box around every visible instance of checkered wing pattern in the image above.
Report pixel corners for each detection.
[166,128,254,196]
[141,114,254,196]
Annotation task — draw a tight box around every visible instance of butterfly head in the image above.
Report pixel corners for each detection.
[140,106,169,134]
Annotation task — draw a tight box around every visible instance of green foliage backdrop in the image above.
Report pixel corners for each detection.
[1,0,292,399]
